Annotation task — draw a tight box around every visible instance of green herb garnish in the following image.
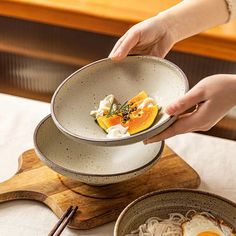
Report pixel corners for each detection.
[106,100,131,119]
[106,100,115,118]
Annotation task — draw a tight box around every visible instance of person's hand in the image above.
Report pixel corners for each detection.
[109,15,176,60]
[109,0,229,61]
[144,74,236,144]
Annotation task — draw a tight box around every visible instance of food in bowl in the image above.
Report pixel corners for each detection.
[90,91,159,138]
[115,189,236,236]
[125,210,235,236]
[51,56,188,146]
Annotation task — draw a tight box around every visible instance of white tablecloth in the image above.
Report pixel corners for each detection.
[0,93,236,236]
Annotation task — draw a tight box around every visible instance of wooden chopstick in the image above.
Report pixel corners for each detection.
[48,206,73,236]
[54,206,78,236]
[48,206,78,236]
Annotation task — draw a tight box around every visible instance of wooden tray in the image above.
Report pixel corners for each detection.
[0,146,200,229]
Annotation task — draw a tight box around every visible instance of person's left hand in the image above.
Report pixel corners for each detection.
[109,15,175,60]
[144,74,236,144]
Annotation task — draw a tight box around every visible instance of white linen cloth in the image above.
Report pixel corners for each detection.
[0,93,235,235]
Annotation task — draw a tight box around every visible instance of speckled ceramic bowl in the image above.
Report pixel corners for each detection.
[34,115,164,186]
[51,56,188,146]
[114,189,236,236]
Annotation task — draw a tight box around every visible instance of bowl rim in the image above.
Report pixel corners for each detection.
[33,114,165,177]
[50,55,189,144]
[114,188,236,234]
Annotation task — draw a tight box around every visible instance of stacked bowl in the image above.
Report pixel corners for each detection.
[33,55,188,186]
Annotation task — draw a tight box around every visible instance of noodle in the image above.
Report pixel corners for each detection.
[125,210,234,236]
[125,212,189,236]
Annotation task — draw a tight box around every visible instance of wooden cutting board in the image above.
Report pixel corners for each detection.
[0,146,200,229]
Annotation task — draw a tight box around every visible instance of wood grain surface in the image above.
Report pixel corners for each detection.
[0,146,200,229]
[0,0,236,61]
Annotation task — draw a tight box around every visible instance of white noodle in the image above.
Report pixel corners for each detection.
[125,210,225,236]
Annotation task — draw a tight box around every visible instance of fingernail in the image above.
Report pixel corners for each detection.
[108,51,116,58]
[114,50,122,57]
[165,106,176,115]
[109,54,119,60]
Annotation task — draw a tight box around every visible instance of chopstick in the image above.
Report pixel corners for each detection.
[48,206,78,236]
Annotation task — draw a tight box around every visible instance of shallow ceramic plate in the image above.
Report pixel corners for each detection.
[114,189,236,236]
[34,115,164,186]
[51,56,188,146]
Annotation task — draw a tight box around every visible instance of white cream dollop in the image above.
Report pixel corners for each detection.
[106,124,130,138]
[90,94,115,118]
[137,97,156,109]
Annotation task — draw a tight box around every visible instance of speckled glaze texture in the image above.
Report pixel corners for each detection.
[114,189,236,236]
[34,115,164,186]
[51,56,188,146]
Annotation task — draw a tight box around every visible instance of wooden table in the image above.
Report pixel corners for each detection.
[1,0,236,62]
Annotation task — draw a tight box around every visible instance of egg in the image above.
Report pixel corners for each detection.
[182,214,234,236]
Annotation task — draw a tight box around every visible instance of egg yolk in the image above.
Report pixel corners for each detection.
[197,232,220,236]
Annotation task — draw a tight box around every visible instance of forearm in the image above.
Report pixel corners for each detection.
[159,0,230,43]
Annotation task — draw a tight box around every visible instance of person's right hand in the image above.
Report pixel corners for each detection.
[144,74,236,143]
[109,15,176,60]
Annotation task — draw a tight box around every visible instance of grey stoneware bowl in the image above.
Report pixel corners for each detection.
[34,115,164,186]
[51,56,188,146]
[114,189,236,236]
